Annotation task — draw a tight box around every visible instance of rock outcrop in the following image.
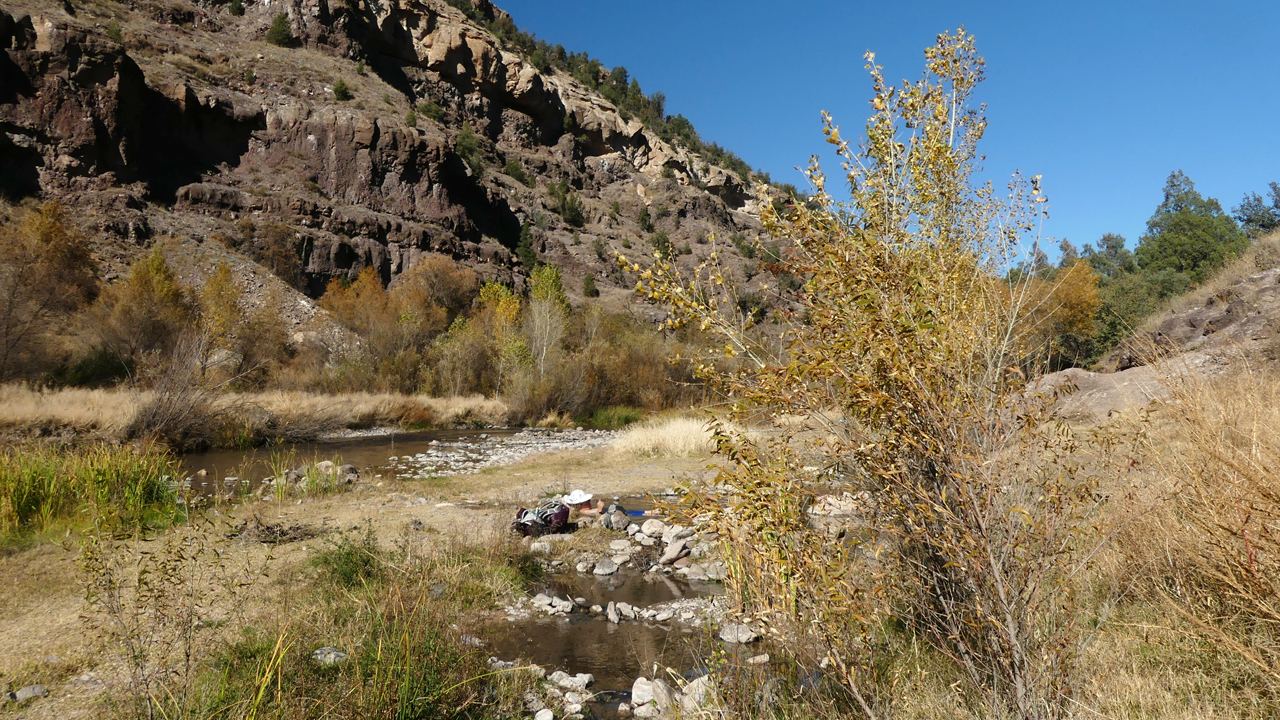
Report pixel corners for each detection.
[0,0,778,308]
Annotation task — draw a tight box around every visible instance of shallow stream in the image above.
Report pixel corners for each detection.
[488,569,726,715]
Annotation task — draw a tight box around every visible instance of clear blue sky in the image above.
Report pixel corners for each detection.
[497,0,1280,255]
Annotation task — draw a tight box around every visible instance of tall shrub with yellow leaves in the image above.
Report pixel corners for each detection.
[625,30,1133,719]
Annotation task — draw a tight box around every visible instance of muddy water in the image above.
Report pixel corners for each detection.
[180,429,510,490]
[487,570,725,709]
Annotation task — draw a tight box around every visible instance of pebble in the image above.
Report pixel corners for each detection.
[391,430,617,479]
[609,539,632,551]
[534,710,554,720]
[549,670,594,691]
[747,653,771,665]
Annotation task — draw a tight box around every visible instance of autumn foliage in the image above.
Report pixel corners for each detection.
[628,30,1132,718]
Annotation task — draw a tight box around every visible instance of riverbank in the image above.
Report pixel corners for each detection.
[0,419,733,718]
[0,385,511,447]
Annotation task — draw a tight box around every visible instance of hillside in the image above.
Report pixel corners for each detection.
[0,0,782,310]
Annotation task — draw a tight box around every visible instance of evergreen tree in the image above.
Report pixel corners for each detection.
[1135,171,1246,284]
[265,13,294,47]
[1233,182,1280,239]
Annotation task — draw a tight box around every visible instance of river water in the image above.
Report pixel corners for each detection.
[179,427,614,493]
[180,428,726,714]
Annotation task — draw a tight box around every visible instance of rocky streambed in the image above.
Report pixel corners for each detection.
[483,517,767,719]
[181,427,618,496]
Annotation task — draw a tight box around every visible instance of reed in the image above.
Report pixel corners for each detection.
[0,443,176,539]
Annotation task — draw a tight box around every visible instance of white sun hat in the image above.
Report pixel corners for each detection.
[563,489,593,505]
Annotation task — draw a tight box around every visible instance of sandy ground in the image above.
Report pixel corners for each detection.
[0,445,716,717]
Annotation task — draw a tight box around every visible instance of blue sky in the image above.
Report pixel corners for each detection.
[497,0,1280,256]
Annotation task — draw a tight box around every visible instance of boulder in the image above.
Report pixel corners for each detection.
[718,624,758,644]
[607,601,620,624]
[640,519,668,538]
[13,684,47,702]
[609,539,632,551]
[631,677,654,705]
[659,538,689,565]
[530,541,552,555]
[651,678,681,713]
[594,558,619,575]
[315,460,335,475]
[549,670,594,691]
[681,675,722,714]
[610,509,630,528]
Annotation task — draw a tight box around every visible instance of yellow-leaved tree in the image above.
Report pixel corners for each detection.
[624,29,1133,719]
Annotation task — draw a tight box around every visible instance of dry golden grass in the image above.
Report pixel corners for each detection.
[611,416,715,458]
[0,385,145,433]
[251,391,508,430]
[0,385,509,440]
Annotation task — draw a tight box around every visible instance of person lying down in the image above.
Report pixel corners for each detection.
[562,489,655,529]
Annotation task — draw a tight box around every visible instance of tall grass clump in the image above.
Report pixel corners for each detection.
[613,416,714,458]
[186,531,541,719]
[580,405,643,429]
[627,30,1137,718]
[1131,362,1280,707]
[0,444,175,538]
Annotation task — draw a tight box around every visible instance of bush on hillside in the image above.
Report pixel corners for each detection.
[0,202,98,382]
[265,13,294,47]
[82,248,195,372]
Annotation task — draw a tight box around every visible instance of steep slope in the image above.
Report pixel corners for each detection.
[0,0,780,309]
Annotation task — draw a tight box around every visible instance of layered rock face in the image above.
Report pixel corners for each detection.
[0,0,772,302]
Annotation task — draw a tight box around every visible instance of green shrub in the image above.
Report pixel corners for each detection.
[583,274,599,298]
[649,231,672,259]
[265,13,293,47]
[405,109,417,127]
[243,69,256,84]
[105,19,123,43]
[503,160,529,185]
[593,236,606,260]
[228,0,244,16]
[515,222,536,267]
[332,79,352,101]
[581,405,642,429]
[45,347,132,388]
[355,61,366,76]
[417,99,445,122]
[638,207,653,232]
[455,123,485,174]
[311,526,385,589]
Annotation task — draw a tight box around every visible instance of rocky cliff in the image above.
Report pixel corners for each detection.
[0,0,778,307]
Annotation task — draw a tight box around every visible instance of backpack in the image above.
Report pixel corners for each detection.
[512,500,570,537]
